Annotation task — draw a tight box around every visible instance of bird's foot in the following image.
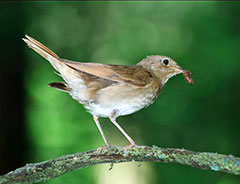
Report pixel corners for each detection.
[97,145,111,152]
[123,143,137,151]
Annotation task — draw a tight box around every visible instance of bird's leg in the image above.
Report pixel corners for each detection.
[109,115,136,147]
[93,115,110,148]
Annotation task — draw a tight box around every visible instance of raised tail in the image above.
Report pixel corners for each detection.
[22,35,64,72]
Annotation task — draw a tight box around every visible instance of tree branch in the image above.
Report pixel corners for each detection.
[0,145,239,183]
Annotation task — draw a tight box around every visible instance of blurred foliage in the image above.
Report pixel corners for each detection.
[21,2,240,184]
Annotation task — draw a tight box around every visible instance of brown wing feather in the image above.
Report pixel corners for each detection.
[23,35,153,88]
[23,35,60,59]
[62,59,153,87]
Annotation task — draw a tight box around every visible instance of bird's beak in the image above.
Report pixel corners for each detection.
[169,66,184,73]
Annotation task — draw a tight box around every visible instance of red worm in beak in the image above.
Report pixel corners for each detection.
[183,70,193,84]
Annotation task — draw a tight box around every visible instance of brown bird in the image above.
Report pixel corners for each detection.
[22,35,193,148]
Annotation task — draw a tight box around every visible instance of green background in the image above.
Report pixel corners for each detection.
[16,1,240,184]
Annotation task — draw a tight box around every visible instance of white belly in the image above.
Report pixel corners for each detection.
[84,92,157,118]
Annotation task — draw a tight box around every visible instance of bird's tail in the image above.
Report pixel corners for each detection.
[22,35,64,72]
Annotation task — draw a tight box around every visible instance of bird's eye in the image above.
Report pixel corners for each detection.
[162,58,169,65]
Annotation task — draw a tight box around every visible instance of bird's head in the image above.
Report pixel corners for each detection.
[138,55,186,86]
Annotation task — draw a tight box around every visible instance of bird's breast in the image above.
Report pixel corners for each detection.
[84,78,161,118]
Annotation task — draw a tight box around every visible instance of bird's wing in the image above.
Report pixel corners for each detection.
[22,35,153,88]
[62,59,154,87]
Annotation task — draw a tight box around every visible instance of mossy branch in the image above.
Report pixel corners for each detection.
[0,145,239,184]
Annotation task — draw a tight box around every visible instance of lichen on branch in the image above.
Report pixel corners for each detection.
[0,145,239,184]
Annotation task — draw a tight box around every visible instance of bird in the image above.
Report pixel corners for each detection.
[22,35,193,148]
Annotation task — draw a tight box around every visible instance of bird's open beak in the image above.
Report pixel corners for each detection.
[169,66,184,73]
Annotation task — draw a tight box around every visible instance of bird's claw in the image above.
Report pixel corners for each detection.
[123,143,137,151]
[97,145,110,151]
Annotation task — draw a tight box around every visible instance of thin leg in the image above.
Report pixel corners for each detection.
[93,115,110,147]
[109,116,136,146]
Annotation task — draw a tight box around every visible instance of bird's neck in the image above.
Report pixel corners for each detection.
[137,63,168,87]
